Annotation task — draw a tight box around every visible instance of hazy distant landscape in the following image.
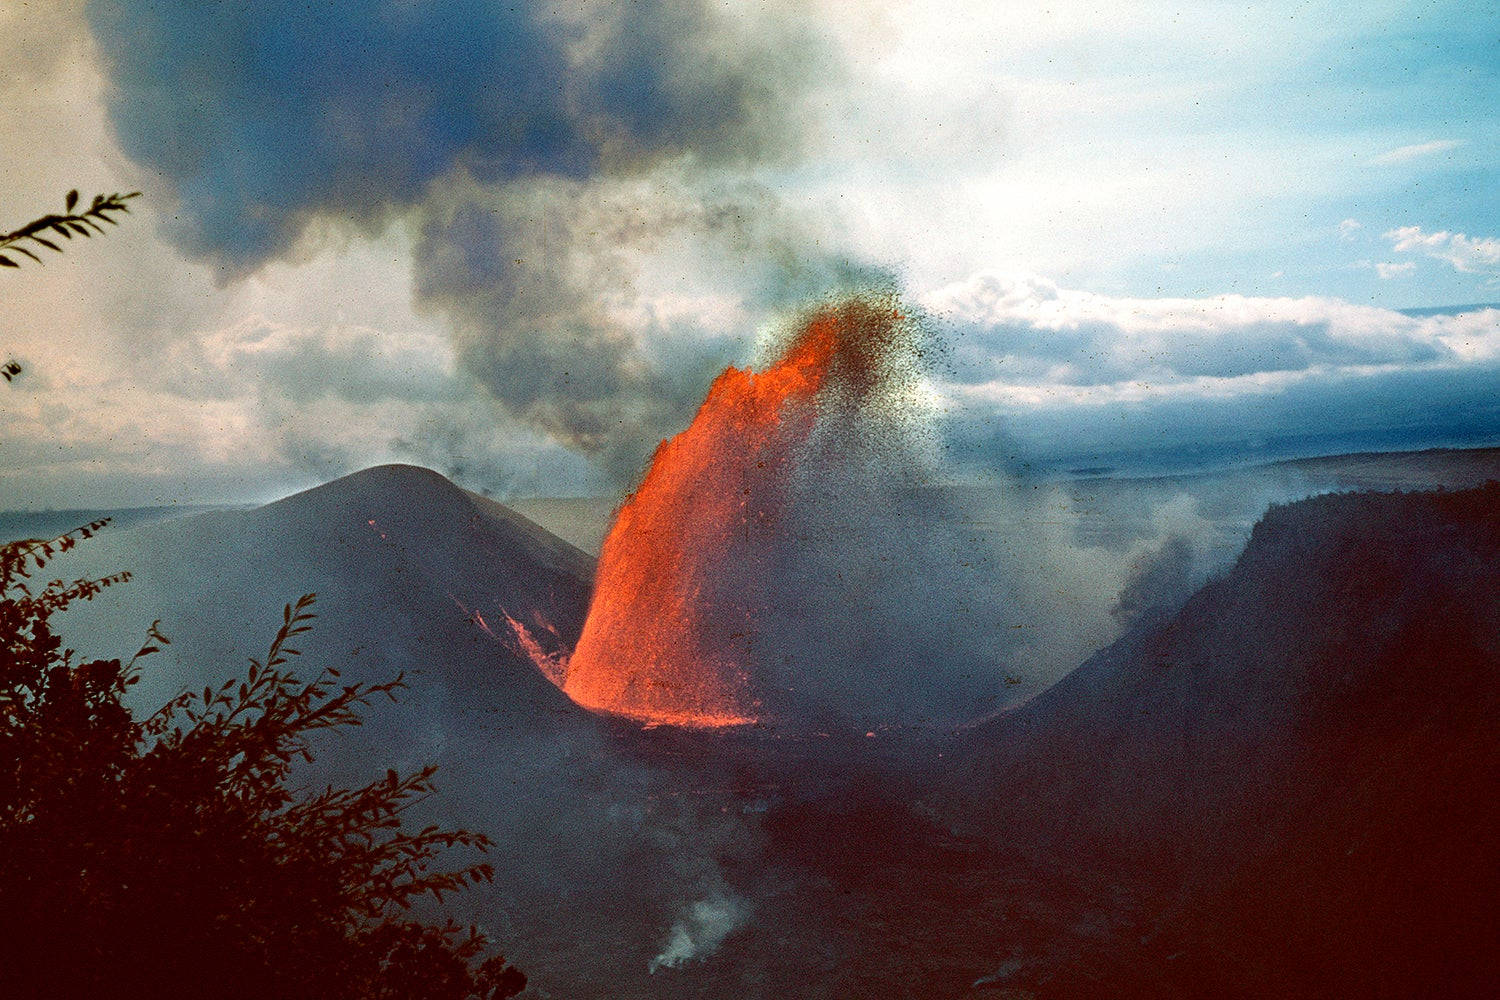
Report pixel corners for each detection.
[18,445,1498,555]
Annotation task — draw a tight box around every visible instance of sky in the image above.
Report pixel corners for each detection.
[1,0,1497,507]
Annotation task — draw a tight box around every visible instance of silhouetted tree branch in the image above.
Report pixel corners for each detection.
[2,190,143,385]
[0,190,140,269]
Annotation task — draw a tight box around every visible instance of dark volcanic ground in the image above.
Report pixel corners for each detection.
[614,481,1500,999]
[22,450,1500,998]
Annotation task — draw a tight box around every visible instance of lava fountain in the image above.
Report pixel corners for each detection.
[557,299,911,727]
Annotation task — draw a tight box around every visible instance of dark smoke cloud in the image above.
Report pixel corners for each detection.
[410,176,721,479]
[90,0,573,269]
[86,0,841,479]
[86,0,822,272]
[410,172,870,479]
[571,0,824,167]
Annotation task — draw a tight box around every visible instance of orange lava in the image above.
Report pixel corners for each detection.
[502,611,569,688]
[559,306,882,727]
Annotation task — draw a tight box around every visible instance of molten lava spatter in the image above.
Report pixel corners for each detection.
[502,611,568,688]
[557,302,902,727]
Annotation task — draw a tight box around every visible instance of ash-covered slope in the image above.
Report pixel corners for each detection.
[52,463,590,727]
[942,481,1500,996]
[37,466,788,998]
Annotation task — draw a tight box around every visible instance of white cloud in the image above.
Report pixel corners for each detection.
[165,315,457,403]
[922,270,1462,388]
[1384,226,1500,277]
[1370,139,1466,165]
[1338,218,1362,241]
[922,270,1500,412]
[0,302,599,507]
[1375,261,1415,279]
[929,273,1500,472]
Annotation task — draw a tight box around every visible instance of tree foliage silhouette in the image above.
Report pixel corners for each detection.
[0,525,525,1000]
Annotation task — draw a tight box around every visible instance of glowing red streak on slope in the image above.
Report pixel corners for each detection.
[502,611,568,687]
[559,311,853,727]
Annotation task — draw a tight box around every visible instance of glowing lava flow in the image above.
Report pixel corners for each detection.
[557,308,868,727]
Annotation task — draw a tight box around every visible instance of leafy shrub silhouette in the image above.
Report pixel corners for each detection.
[0,524,525,999]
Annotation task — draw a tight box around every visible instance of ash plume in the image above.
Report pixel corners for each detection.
[85,0,845,482]
[410,171,861,480]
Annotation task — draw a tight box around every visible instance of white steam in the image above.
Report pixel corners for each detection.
[648,893,748,973]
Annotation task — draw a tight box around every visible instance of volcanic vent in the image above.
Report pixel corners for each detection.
[550,298,923,728]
